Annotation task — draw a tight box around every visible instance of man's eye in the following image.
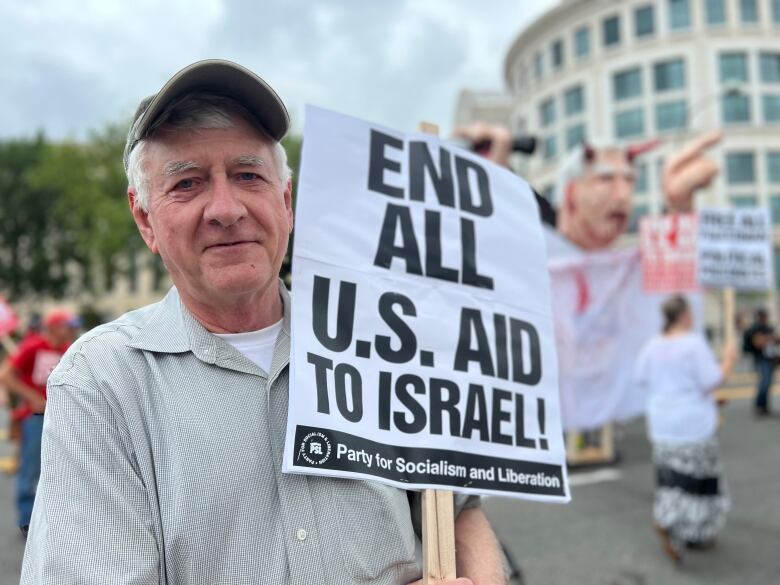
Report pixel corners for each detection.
[175,178,195,189]
[238,172,260,181]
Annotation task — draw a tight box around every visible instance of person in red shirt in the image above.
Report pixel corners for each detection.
[0,309,79,532]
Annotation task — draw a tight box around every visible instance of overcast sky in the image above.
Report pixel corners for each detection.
[0,0,555,141]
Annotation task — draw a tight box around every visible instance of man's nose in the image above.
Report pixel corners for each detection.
[204,177,246,227]
[614,175,633,203]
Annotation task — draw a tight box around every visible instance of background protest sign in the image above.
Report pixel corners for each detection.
[697,207,773,290]
[283,106,569,502]
[639,214,698,293]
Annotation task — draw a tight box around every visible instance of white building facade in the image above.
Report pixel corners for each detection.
[459,0,780,304]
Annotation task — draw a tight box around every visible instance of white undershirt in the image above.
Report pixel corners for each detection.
[214,319,283,374]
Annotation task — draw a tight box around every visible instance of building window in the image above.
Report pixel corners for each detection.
[722,93,751,123]
[534,52,543,81]
[706,0,727,25]
[574,26,590,58]
[720,52,749,83]
[654,59,686,92]
[760,53,780,83]
[669,0,691,30]
[656,100,688,131]
[539,98,555,128]
[726,152,755,184]
[540,98,556,127]
[564,86,584,116]
[763,95,780,121]
[770,196,780,223]
[566,124,585,150]
[543,135,558,160]
[731,195,758,207]
[635,5,655,37]
[768,152,780,182]
[635,162,648,194]
[603,15,620,47]
[615,108,645,138]
[614,68,642,101]
[629,204,649,233]
[740,0,759,23]
[773,0,780,23]
[552,39,564,69]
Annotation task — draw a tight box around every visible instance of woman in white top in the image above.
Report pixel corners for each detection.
[634,295,737,563]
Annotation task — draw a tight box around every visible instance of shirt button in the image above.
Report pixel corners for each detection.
[296,529,307,541]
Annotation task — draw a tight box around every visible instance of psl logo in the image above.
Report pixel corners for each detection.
[298,431,332,466]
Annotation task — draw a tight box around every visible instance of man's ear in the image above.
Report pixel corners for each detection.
[284,178,294,233]
[128,187,159,254]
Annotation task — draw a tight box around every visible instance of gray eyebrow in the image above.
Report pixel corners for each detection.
[162,160,200,177]
[230,154,266,168]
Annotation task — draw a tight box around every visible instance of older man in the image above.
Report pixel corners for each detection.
[21,60,503,585]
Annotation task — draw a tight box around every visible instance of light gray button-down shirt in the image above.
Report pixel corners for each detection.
[21,283,477,585]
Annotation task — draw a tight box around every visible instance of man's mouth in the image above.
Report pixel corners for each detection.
[206,240,258,250]
[608,211,629,225]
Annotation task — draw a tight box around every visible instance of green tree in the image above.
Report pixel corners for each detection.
[0,134,68,299]
[279,134,302,283]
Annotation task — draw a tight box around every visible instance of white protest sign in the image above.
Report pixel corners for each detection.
[697,207,773,290]
[639,214,698,293]
[283,106,569,502]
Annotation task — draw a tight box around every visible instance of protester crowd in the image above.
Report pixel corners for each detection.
[0,57,777,585]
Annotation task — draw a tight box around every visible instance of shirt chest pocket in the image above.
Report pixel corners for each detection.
[325,479,418,582]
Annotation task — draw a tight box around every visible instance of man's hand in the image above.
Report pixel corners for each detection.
[0,359,46,413]
[662,131,722,212]
[29,393,46,414]
[452,124,512,168]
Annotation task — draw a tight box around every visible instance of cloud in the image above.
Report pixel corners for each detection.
[0,0,554,139]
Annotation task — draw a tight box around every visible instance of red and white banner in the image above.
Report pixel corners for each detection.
[640,214,698,293]
[549,247,702,431]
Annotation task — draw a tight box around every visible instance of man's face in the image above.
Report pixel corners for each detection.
[130,117,293,307]
[47,324,77,346]
[566,150,635,250]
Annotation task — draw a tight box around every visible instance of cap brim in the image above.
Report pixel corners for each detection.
[134,59,289,142]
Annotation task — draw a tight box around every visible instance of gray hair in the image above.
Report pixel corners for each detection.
[127,92,292,210]
[551,139,629,207]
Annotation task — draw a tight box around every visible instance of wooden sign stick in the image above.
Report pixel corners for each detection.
[417,121,457,585]
[422,489,456,583]
[723,286,735,349]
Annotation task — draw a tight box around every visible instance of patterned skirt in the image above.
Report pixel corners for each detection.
[652,437,731,544]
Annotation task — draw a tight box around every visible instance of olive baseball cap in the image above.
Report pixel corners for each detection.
[123,59,289,170]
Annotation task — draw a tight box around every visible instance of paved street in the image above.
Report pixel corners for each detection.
[1,387,778,584]
[0,421,24,583]
[486,394,780,585]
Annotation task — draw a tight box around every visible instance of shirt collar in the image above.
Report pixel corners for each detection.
[127,280,291,378]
